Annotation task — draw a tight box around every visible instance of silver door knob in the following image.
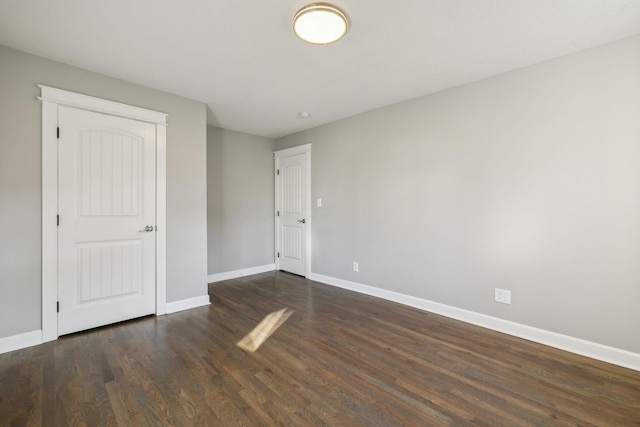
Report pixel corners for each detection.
[297,219,306,224]
[138,225,154,232]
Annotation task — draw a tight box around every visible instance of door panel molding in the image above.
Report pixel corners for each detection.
[274,144,311,277]
[40,85,168,342]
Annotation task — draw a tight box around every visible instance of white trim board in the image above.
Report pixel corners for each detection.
[40,85,168,341]
[37,85,168,125]
[0,293,208,353]
[273,143,312,158]
[309,273,640,372]
[208,264,276,284]
[0,330,43,355]
[165,295,211,314]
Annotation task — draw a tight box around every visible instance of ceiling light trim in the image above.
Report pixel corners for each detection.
[293,3,349,45]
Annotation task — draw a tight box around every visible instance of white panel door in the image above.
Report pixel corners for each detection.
[277,153,307,276]
[58,106,156,335]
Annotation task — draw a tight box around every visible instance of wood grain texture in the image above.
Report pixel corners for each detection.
[1,271,639,426]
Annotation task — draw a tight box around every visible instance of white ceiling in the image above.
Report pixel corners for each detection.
[1,1,639,139]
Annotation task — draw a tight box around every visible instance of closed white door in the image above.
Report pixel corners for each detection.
[276,153,308,276]
[58,106,157,335]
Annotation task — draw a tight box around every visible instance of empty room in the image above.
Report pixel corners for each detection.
[1,1,639,425]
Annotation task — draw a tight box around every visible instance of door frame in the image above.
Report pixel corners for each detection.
[274,144,312,278]
[39,85,168,342]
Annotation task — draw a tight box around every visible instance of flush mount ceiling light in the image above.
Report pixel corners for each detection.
[293,3,349,45]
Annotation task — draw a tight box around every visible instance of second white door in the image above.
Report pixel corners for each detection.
[276,151,309,276]
[58,106,157,335]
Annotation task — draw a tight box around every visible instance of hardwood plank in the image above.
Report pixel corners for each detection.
[0,271,639,426]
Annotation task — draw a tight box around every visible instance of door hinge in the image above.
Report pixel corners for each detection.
[56,302,59,313]
[277,211,280,217]
[277,169,280,175]
[277,252,280,258]
[57,215,59,226]
[56,127,60,139]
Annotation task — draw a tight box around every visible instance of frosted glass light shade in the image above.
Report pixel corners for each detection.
[293,3,348,45]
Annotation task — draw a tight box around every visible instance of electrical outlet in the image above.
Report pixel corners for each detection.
[317,198,322,207]
[352,262,359,272]
[494,288,511,304]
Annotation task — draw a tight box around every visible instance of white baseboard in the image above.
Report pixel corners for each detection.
[309,273,640,372]
[208,264,276,284]
[165,295,211,314]
[0,329,43,354]
[1,296,211,353]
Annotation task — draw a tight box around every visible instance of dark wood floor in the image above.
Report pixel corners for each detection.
[1,272,639,426]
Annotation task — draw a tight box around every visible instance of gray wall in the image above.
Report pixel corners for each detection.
[207,126,275,275]
[0,45,208,338]
[276,35,640,354]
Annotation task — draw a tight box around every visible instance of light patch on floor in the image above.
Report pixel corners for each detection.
[237,308,294,352]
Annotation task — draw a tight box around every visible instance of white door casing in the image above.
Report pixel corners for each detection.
[40,85,168,342]
[274,144,311,277]
[57,107,157,335]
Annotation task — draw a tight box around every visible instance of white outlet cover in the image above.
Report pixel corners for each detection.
[495,288,511,304]
[317,198,322,207]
